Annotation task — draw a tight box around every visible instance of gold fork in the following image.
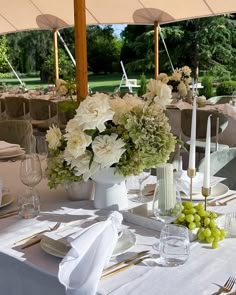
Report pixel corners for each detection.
[21,222,61,249]
[216,276,236,294]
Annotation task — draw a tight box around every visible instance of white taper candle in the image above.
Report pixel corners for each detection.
[188,96,197,169]
[203,115,211,188]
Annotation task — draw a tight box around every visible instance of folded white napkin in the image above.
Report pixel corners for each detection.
[0,141,20,150]
[175,170,225,195]
[58,211,123,295]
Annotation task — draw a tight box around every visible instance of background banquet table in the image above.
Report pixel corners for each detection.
[0,160,236,295]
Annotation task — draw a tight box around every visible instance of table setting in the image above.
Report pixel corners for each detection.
[0,90,236,295]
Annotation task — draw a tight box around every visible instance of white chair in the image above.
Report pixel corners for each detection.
[118,61,140,93]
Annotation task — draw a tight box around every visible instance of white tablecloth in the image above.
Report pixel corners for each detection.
[0,161,236,295]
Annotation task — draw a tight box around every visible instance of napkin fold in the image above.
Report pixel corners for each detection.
[174,170,225,195]
[0,141,20,150]
[58,211,123,295]
[0,141,22,156]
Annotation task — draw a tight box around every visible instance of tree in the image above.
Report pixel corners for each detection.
[0,36,9,73]
[87,26,121,73]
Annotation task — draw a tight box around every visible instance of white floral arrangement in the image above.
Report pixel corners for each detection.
[46,92,176,189]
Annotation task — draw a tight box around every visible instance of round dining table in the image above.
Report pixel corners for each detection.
[0,160,236,295]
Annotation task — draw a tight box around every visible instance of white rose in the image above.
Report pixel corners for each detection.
[65,118,80,133]
[143,79,172,107]
[65,150,99,181]
[46,125,62,150]
[75,93,115,132]
[64,129,92,159]
[92,134,126,168]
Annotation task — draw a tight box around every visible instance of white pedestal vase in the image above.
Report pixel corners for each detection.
[91,168,128,210]
[62,180,94,201]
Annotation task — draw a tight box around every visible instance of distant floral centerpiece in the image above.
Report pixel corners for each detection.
[156,66,192,99]
[46,92,176,189]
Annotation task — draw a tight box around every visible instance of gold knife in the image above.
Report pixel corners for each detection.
[102,250,150,274]
[0,209,18,219]
[208,193,236,205]
[101,255,150,279]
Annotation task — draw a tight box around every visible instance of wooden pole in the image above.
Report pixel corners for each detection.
[53,28,59,81]
[74,0,88,102]
[154,21,159,80]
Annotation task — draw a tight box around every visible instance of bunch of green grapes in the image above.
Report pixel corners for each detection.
[174,201,227,249]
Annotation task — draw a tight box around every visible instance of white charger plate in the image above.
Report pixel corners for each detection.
[0,150,25,159]
[181,183,229,201]
[0,194,14,208]
[40,228,136,258]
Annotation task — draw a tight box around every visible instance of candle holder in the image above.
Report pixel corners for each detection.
[201,187,211,210]
[187,168,196,202]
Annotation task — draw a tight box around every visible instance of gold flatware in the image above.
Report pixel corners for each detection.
[21,222,61,249]
[0,209,18,219]
[208,194,236,206]
[216,276,236,294]
[101,254,151,279]
[102,250,150,274]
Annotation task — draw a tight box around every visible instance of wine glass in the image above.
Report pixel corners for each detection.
[152,179,182,249]
[19,154,42,218]
[20,153,42,189]
[133,169,151,203]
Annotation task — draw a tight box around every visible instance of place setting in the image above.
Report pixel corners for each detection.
[0,141,25,160]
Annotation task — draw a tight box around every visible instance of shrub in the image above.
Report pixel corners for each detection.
[216,81,236,95]
[137,73,147,96]
[199,76,213,98]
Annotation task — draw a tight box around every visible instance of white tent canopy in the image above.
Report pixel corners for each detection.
[0,0,236,34]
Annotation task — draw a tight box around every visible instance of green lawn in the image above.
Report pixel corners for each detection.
[0,72,146,93]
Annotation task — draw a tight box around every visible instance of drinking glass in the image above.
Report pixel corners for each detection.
[17,188,40,219]
[134,169,151,203]
[159,224,190,267]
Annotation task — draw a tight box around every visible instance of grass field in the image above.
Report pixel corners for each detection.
[0,72,145,93]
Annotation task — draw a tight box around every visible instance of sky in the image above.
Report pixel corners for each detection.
[112,24,127,37]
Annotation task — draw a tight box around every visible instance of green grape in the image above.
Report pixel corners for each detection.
[194,214,201,222]
[213,235,220,243]
[204,217,210,226]
[209,220,217,228]
[195,203,204,211]
[186,214,194,223]
[206,236,214,243]
[197,229,205,241]
[212,228,220,238]
[212,241,218,249]
[189,208,197,214]
[195,221,201,228]
[220,229,227,239]
[204,228,212,237]
[184,202,193,209]
[178,213,185,222]
[188,222,196,230]
[198,209,206,217]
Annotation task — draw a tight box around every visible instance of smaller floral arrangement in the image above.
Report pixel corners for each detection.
[46,92,176,189]
[55,79,77,97]
[157,66,192,98]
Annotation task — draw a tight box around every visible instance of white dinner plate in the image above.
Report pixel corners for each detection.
[181,183,229,201]
[0,150,25,159]
[40,228,136,259]
[0,193,14,208]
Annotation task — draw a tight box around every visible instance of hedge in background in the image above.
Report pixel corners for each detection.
[216,81,236,95]
[199,76,213,98]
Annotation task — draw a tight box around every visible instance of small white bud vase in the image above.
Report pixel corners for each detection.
[91,168,128,210]
[62,180,94,201]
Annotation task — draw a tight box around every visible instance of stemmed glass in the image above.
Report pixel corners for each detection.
[18,154,42,218]
[133,169,151,203]
[152,179,182,249]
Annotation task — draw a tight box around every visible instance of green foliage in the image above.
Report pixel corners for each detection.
[216,81,236,95]
[41,48,74,83]
[87,26,121,73]
[0,36,9,73]
[137,73,147,96]
[199,76,213,98]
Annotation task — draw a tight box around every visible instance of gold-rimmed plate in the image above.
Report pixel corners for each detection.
[0,194,15,208]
